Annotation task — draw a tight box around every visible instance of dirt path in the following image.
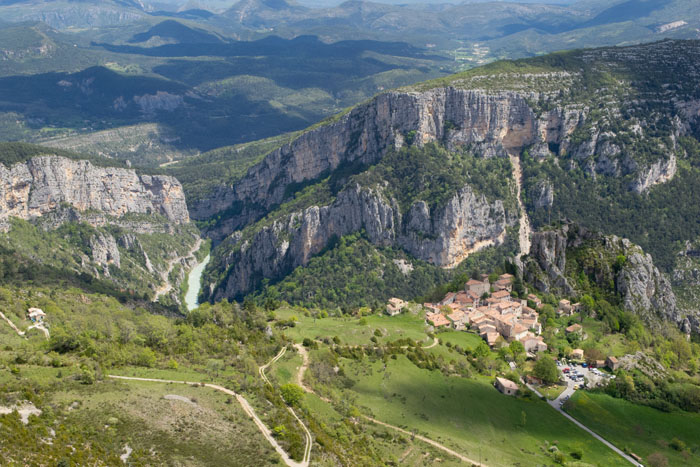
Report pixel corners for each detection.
[153,238,202,303]
[292,343,482,465]
[259,347,313,466]
[364,415,484,466]
[27,323,50,339]
[259,346,287,386]
[107,375,308,467]
[508,152,531,256]
[422,337,439,349]
[0,311,25,337]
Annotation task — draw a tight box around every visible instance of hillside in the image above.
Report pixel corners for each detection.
[0,142,200,309]
[188,39,700,334]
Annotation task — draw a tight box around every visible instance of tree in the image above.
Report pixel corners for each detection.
[510,341,525,356]
[533,356,559,384]
[280,384,304,407]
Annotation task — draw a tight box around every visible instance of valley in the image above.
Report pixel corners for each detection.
[2,2,700,466]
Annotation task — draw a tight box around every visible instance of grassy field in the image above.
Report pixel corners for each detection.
[566,391,700,465]
[0,369,280,465]
[436,330,484,351]
[343,355,629,466]
[275,307,432,346]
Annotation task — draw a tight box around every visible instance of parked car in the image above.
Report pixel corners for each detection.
[582,363,588,368]
[563,368,570,373]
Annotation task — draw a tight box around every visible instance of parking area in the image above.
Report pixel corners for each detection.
[550,360,615,408]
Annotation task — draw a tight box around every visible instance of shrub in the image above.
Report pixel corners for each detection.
[280,384,304,407]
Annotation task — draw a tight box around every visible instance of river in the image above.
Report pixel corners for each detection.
[184,254,210,311]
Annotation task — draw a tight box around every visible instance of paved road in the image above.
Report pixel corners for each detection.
[107,374,309,467]
[527,383,637,466]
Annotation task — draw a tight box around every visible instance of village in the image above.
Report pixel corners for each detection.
[386,273,620,396]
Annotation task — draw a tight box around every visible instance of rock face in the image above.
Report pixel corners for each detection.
[0,156,189,229]
[524,224,693,333]
[210,182,506,300]
[630,154,677,194]
[192,88,583,238]
[526,228,574,295]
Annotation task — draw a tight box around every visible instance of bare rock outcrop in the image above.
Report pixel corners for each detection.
[192,88,584,240]
[210,182,506,300]
[629,154,677,194]
[524,224,692,333]
[0,156,189,229]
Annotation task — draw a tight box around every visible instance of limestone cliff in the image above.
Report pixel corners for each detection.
[0,154,197,308]
[192,87,581,236]
[524,224,695,333]
[0,155,189,229]
[209,182,506,301]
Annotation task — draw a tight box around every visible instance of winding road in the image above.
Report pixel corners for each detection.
[292,342,483,465]
[107,374,309,467]
[259,347,313,467]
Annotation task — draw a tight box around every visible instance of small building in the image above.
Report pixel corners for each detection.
[494,377,519,396]
[565,323,582,334]
[527,294,542,307]
[493,279,513,292]
[484,332,500,348]
[465,279,490,297]
[386,298,407,316]
[606,356,619,371]
[27,308,46,323]
[571,348,584,361]
[594,360,605,368]
[426,313,450,328]
[498,273,514,282]
[491,290,512,301]
[558,299,572,316]
[439,292,457,306]
[447,310,467,330]
[525,374,543,385]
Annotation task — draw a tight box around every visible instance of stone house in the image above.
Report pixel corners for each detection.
[495,377,519,396]
[606,356,619,371]
[465,279,489,297]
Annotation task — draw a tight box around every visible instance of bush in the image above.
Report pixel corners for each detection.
[570,448,583,460]
[280,384,304,407]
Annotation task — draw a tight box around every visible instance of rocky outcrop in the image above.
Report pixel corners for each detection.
[525,228,574,295]
[90,232,121,273]
[524,224,692,333]
[209,182,506,300]
[615,238,684,329]
[630,154,677,194]
[0,156,189,229]
[192,88,585,239]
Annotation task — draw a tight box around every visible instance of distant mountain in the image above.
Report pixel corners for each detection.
[128,19,227,44]
[212,0,700,57]
[0,0,150,29]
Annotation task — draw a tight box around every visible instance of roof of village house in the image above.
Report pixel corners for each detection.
[466,279,484,286]
[572,348,584,356]
[499,273,514,280]
[495,377,519,390]
[494,278,512,286]
[513,324,528,334]
[607,356,618,363]
[527,293,540,300]
[566,323,582,333]
[492,290,511,300]
[448,310,466,322]
[559,299,571,305]
[28,308,45,316]
[427,313,450,327]
[522,306,536,314]
[485,332,500,345]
